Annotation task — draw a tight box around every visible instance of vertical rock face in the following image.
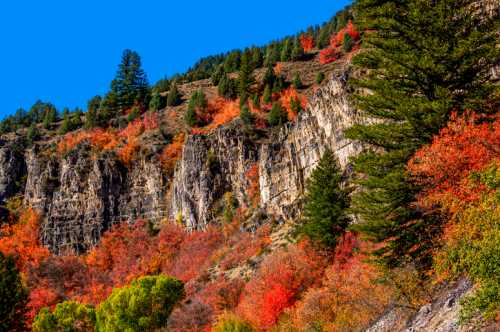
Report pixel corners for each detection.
[170,70,367,228]
[22,144,167,254]
[0,139,26,204]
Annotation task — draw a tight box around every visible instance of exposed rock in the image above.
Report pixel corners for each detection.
[0,139,26,205]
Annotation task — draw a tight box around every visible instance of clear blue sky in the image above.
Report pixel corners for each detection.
[0,0,351,118]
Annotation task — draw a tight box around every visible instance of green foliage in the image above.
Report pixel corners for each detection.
[95,275,184,332]
[149,92,165,112]
[127,107,140,123]
[185,89,207,127]
[224,50,242,73]
[33,301,96,332]
[152,77,171,93]
[71,108,83,129]
[213,313,254,332]
[58,108,73,134]
[110,49,149,110]
[291,37,304,61]
[166,81,182,107]
[27,123,40,144]
[262,85,272,105]
[292,73,303,89]
[280,39,292,62]
[315,72,325,85]
[218,74,238,100]
[240,105,254,125]
[238,52,254,99]
[0,252,28,332]
[347,0,500,269]
[42,104,57,130]
[299,149,349,247]
[342,33,353,53]
[85,96,101,129]
[267,102,288,127]
[211,65,225,86]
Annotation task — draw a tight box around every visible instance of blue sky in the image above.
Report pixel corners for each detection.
[0,0,351,118]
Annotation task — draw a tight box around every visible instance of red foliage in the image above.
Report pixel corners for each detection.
[0,208,49,272]
[408,111,499,210]
[274,62,283,75]
[27,286,61,323]
[143,111,159,131]
[279,87,307,122]
[160,133,185,174]
[237,241,328,330]
[319,47,341,65]
[245,163,260,208]
[299,34,314,52]
[330,20,360,48]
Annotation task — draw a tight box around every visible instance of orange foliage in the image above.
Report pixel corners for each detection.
[330,20,360,48]
[408,111,500,210]
[299,34,314,52]
[117,137,139,165]
[319,47,341,65]
[143,111,159,131]
[289,233,391,331]
[27,286,61,323]
[274,62,283,75]
[0,208,49,272]
[160,133,185,174]
[245,163,260,208]
[237,241,328,330]
[279,87,307,121]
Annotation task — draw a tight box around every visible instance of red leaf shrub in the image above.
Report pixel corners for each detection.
[299,34,314,52]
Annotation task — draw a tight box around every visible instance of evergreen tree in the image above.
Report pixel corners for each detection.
[0,252,28,332]
[85,96,101,129]
[267,102,288,126]
[280,38,292,62]
[262,65,276,91]
[262,85,272,104]
[149,92,165,112]
[58,108,72,134]
[251,47,264,69]
[299,149,349,247]
[224,50,241,73]
[316,24,332,49]
[347,0,500,269]
[240,105,254,125]
[42,104,57,130]
[315,72,325,85]
[218,74,238,100]
[71,108,83,129]
[26,123,40,144]
[252,94,260,110]
[292,72,303,89]
[211,65,225,86]
[185,90,207,127]
[127,107,140,123]
[342,33,354,53]
[166,81,182,107]
[110,49,149,109]
[238,52,254,100]
[291,37,304,61]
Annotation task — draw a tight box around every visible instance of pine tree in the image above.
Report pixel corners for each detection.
[218,74,238,100]
[280,39,292,62]
[315,72,325,85]
[251,47,264,69]
[267,102,288,126]
[292,73,303,89]
[211,65,224,86]
[240,105,253,125]
[71,108,83,129]
[149,92,164,112]
[299,149,349,247]
[42,104,57,130]
[26,123,40,144]
[110,49,149,109]
[291,37,304,61]
[58,108,72,134]
[185,90,207,127]
[0,253,28,332]
[238,52,254,100]
[342,33,354,53]
[347,0,500,269]
[262,85,272,104]
[85,96,101,129]
[166,81,182,107]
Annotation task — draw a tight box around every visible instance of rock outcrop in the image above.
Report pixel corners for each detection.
[170,68,366,228]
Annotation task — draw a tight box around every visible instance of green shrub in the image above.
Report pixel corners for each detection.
[33,301,96,332]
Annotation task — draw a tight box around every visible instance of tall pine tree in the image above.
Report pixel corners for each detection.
[300,149,349,248]
[347,0,500,269]
[0,253,28,332]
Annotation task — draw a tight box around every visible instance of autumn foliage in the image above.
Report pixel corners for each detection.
[319,20,360,65]
[299,34,314,52]
[408,111,499,211]
[160,132,185,174]
[279,87,307,121]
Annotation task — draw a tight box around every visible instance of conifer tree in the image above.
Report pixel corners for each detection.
[0,252,28,332]
[185,90,207,127]
[347,0,500,269]
[291,37,304,61]
[110,49,149,109]
[218,74,238,100]
[42,104,57,130]
[149,92,164,112]
[71,108,83,129]
[262,85,272,104]
[280,39,292,62]
[292,72,303,89]
[58,108,72,134]
[342,33,354,53]
[251,47,264,69]
[26,123,40,144]
[211,65,225,86]
[240,105,254,125]
[315,72,325,85]
[85,96,101,129]
[300,149,349,247]
[238,52,254,100]
[268,102,288,126]
[166,81,182,107]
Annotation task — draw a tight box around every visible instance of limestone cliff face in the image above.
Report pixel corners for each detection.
[0,139,26,218]
[170,69,367,228]
[23,144,167,254]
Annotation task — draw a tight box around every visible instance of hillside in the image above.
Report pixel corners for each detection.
[0,1,499,332]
